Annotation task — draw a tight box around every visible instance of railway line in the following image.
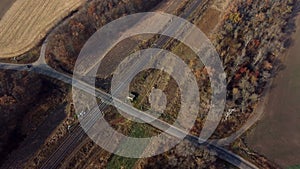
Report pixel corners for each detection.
[0,0,259,169]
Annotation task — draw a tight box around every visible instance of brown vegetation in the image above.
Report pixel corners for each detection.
[211,0,296,138]
[46,0,162,73]
[138,141,219,169]
[1,0,297,168]
[0,70,68,167]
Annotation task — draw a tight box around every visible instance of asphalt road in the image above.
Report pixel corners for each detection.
[32,65,258,169]
[0,0,259,168]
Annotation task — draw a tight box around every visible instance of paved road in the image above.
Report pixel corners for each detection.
[0,0,259,168]
[41,67,259,169]
[27,64,258,169]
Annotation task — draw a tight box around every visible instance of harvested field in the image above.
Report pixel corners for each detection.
[0,0,85,58]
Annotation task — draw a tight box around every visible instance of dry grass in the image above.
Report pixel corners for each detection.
[0,0,85,58]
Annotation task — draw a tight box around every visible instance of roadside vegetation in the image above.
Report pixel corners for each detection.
[113,0,298,168]
[211,0,296,138]
[1,0,298,168]
[43,0,298,168]
[0,70,68,167]
[45,0,162,73]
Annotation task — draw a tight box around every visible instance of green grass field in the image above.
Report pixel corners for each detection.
[106,123,152,169]
[288,165,300,169]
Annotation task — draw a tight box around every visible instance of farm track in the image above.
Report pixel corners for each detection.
[0,0,85,58]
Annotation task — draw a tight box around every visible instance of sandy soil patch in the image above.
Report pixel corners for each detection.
[0,0,85,58]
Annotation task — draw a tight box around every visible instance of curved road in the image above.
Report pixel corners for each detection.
[0,0,259,169]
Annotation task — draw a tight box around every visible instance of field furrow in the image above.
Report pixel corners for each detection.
[0,0,85,58]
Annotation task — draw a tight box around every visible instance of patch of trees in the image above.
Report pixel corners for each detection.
[0,71,42,165]
[211,0,296,137]
[0,70,68,166]
[139,141,218,168]
[46,0,162,72]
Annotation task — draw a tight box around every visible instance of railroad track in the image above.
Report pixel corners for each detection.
[0,0,259,169]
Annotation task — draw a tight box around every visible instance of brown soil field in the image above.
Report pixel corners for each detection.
[246,14,300,168]
[0,0,85,58]
[0,0,16,19]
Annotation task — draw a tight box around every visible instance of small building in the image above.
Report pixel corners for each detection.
[126,92,138,102]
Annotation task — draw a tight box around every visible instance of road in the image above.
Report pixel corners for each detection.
[0,0,259,169]
[29,65,258,169]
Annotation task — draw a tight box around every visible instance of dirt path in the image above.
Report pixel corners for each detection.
[246,14,300,168]
[0,0,85,58]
